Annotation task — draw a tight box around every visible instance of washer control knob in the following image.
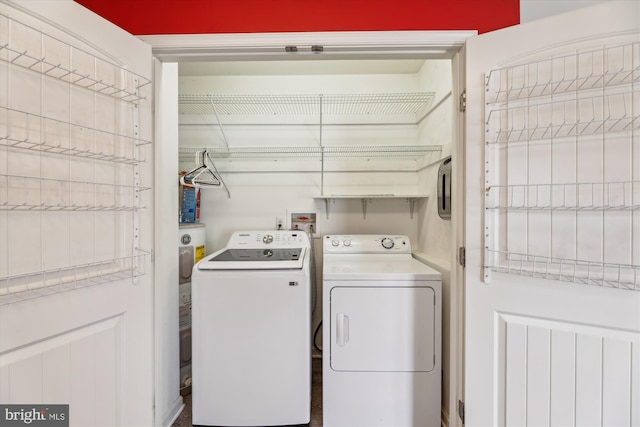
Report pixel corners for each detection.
[262,234,274,244]
[343,239,351,247]
[381,237,395,249]
[331,239,340,247]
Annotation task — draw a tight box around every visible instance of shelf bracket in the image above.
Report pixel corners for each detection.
[322,198,333,219]
[361,198,371,219]
[407,198,417,219]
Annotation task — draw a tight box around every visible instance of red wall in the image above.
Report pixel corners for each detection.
[74,0,519,36]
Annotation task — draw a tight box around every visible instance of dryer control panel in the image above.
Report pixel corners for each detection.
[324,235,411,254]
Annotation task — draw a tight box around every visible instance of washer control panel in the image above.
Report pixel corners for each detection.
[226,231,310,249]
[324,235,411,254]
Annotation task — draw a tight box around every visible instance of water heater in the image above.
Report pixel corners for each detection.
[178,223,206,394]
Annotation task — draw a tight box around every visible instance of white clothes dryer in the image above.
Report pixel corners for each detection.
[322,235,442,427]
[191,231,311,427]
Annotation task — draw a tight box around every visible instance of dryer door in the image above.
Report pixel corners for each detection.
[330,285,435,372]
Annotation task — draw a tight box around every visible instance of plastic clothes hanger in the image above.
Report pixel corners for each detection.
[180,150,231,198]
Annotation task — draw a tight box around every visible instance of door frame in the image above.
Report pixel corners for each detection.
[143,30,474,427]
[142,31,474,62]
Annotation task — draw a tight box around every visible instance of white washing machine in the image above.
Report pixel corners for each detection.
[323,235,442,427]
[191,230,311,427]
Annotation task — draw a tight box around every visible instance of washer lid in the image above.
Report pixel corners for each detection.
[198,247,307,270]
[210,248,303,262]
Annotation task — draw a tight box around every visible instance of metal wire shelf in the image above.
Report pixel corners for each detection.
[0,252,149,306]
[486,250,639,291]
[485,41,640,104]
[485,181,640,211]
[483,40,639,289]
[486,90,640,144]
[0,13,151,103]
[0,174,150,212]
[178,93,436,123]
[0,8,151,309]
[179,145,442,162]
[1,106,149,165]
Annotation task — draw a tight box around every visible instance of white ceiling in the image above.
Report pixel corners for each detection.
[178,59,428,76]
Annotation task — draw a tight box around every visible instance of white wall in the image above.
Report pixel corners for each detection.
[520,0,615,23]
[416,60,453,264]
[155,62,184,427]
[414,59,455,423]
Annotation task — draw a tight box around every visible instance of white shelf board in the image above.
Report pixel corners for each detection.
[314,195,428,219]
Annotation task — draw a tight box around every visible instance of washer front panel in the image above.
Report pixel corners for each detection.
[192,263,311,425]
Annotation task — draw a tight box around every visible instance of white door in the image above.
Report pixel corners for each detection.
[464,1,639,426]
[0,1,154,426]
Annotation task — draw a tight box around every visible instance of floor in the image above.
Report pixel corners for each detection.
[172,357,323,427]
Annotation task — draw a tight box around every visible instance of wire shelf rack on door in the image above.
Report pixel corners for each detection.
[0,106,151,165]
[485,181,640,211]
[0,13,151,103]
[0,252,149,305]
[483,41,640,290]
[0,12,152,305]
[486,250,638,291]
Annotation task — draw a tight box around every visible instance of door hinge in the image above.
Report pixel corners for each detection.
[458,399,465,424]
[459,90,466,112]
[458,246,466,268]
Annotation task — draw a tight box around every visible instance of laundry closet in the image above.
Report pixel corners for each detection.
[175,55,455,357]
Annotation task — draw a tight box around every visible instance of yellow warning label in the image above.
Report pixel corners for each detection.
[195,245,206,263]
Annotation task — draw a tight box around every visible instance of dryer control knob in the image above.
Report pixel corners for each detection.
[381,237,395,249]
[331,239,340,247]
[343,239,351,247]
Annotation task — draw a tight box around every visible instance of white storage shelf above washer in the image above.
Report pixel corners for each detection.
[177,92,443,164]
[178,145,442,164]
[179,93,436,124]
[178,92,443,215]
[314,195,428,220]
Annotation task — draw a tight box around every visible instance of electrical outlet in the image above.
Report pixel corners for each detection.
[276,217,284,230]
